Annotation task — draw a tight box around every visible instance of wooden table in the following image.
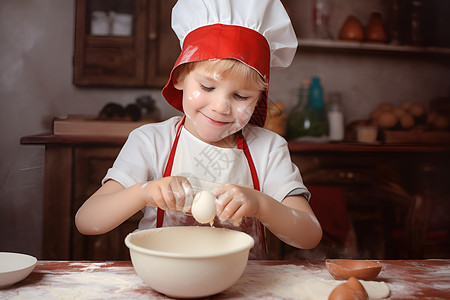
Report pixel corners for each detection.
[1,260,449,299]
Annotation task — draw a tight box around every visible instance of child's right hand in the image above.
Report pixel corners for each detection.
[141,176,194,212]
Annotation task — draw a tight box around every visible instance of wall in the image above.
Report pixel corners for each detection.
[0,1,449,258]
[0,1,179,258]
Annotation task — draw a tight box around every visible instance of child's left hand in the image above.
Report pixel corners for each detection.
[214,184,260,222]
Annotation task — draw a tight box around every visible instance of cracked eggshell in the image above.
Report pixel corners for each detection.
[326,259,382,281]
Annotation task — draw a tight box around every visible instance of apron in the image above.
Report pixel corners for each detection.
[156,115,267,259]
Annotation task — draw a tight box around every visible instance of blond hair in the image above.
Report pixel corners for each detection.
[174,59,268,94]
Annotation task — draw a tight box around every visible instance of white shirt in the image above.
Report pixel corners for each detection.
[103,116,310,229]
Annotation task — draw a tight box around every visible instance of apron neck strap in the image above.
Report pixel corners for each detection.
[236,130,260,191]
[163,115,185,177]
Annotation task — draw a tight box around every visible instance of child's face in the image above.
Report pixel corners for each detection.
[174,66,261,147]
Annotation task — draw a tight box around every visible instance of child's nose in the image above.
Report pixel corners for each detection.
[212,95,231,114]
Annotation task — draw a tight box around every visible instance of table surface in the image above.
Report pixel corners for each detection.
[21,133,450,153]
[2,260,449,299]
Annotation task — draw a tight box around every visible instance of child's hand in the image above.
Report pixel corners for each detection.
[214,184,260,222]
[141,176,194,212]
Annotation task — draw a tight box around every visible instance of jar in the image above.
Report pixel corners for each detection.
[111,12,133,36]
[327,92,345,141]
[91,11,110,36]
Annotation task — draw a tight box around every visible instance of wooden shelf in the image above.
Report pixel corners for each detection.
[288,141,450,153]
[298,38,450,56]
[21,133,450,153]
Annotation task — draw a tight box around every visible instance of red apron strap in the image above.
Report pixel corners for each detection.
[157,115,186,228]
[236,131,267,256]
[236,131,260,191]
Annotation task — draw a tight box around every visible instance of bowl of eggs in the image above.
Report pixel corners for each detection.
[125,226,254,298]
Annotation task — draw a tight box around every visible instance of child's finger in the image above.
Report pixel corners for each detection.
[181,180,194,212]
[215,190,232,216]
[218,197,242,222]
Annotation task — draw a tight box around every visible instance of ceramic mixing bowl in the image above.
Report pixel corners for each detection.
[125,226,254,298]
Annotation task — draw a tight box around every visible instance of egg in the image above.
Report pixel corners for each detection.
[370,108,383,122]
[400,113,415,130]
[329,277,368,300]
[401,101,413,111]
[376,111,398,129]
[392,106,406,118]
[433,115,449,130]
[191,191,216,224]
[409,103,425,118]
[339,16,364,41]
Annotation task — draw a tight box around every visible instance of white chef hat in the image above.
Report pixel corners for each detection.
[162,0,297,127]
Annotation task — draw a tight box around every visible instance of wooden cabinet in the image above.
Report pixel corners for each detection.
[21,134,450,260]
[73,0,179,87]
[20,135,141,260]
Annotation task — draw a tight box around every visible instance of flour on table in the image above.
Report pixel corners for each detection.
[223,264,390,300]
[4,263,156,300]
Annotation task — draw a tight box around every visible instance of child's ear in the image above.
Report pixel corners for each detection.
[173,76,184,90]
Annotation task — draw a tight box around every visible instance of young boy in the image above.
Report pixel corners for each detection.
[75,0,322,259]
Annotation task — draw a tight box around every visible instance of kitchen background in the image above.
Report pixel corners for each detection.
[1,0,449,259]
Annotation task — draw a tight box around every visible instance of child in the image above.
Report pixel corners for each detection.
[75,0,322,259]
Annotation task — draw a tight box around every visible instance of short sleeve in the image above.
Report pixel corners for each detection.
[102,117,179,188]
[244,126,310,202]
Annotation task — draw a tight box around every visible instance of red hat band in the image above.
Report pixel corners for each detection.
[162,24,270,127]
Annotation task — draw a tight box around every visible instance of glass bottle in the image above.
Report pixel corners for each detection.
[286,79,309,140]
[312,0,333,39]
[286,77,328,139]
[327,92,345,141]
[410,0,423,45]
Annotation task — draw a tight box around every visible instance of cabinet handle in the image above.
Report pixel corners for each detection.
[339,171,355,180]
[149,31,157,41]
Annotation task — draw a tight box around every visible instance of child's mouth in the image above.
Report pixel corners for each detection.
[202,113,230,126]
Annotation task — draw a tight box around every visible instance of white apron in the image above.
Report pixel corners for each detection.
[157,116,267,259]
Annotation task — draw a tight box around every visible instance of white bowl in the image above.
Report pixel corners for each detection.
[125,226,254,298]
[0,252,37,289]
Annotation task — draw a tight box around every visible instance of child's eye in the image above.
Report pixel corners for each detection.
[234,93,249,101]
[199,84,214,92]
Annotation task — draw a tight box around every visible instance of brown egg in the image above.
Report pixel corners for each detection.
[409,103,425,118]
[427,112,438,124]
[326,259,382,281]
[339,16,364,41]
[433,115,449,130]
[329,277,368,300]
[365,12,387,43]
[370,108,383,123]
[377,111,398,129]
[392,106,406,118]
[401,101,413,111]
[400,113,415,130]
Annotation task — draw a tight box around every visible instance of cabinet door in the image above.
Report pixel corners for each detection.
[73,0,147,86]
[72,146,142,260]
[73,0,179,87]
[145,0,180,86]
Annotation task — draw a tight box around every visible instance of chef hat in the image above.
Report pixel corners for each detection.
[162,0,298,127]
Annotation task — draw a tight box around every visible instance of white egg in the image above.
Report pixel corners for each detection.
[192,191,216,224]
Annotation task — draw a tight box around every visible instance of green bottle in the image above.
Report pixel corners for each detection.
[286,77,328,140]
